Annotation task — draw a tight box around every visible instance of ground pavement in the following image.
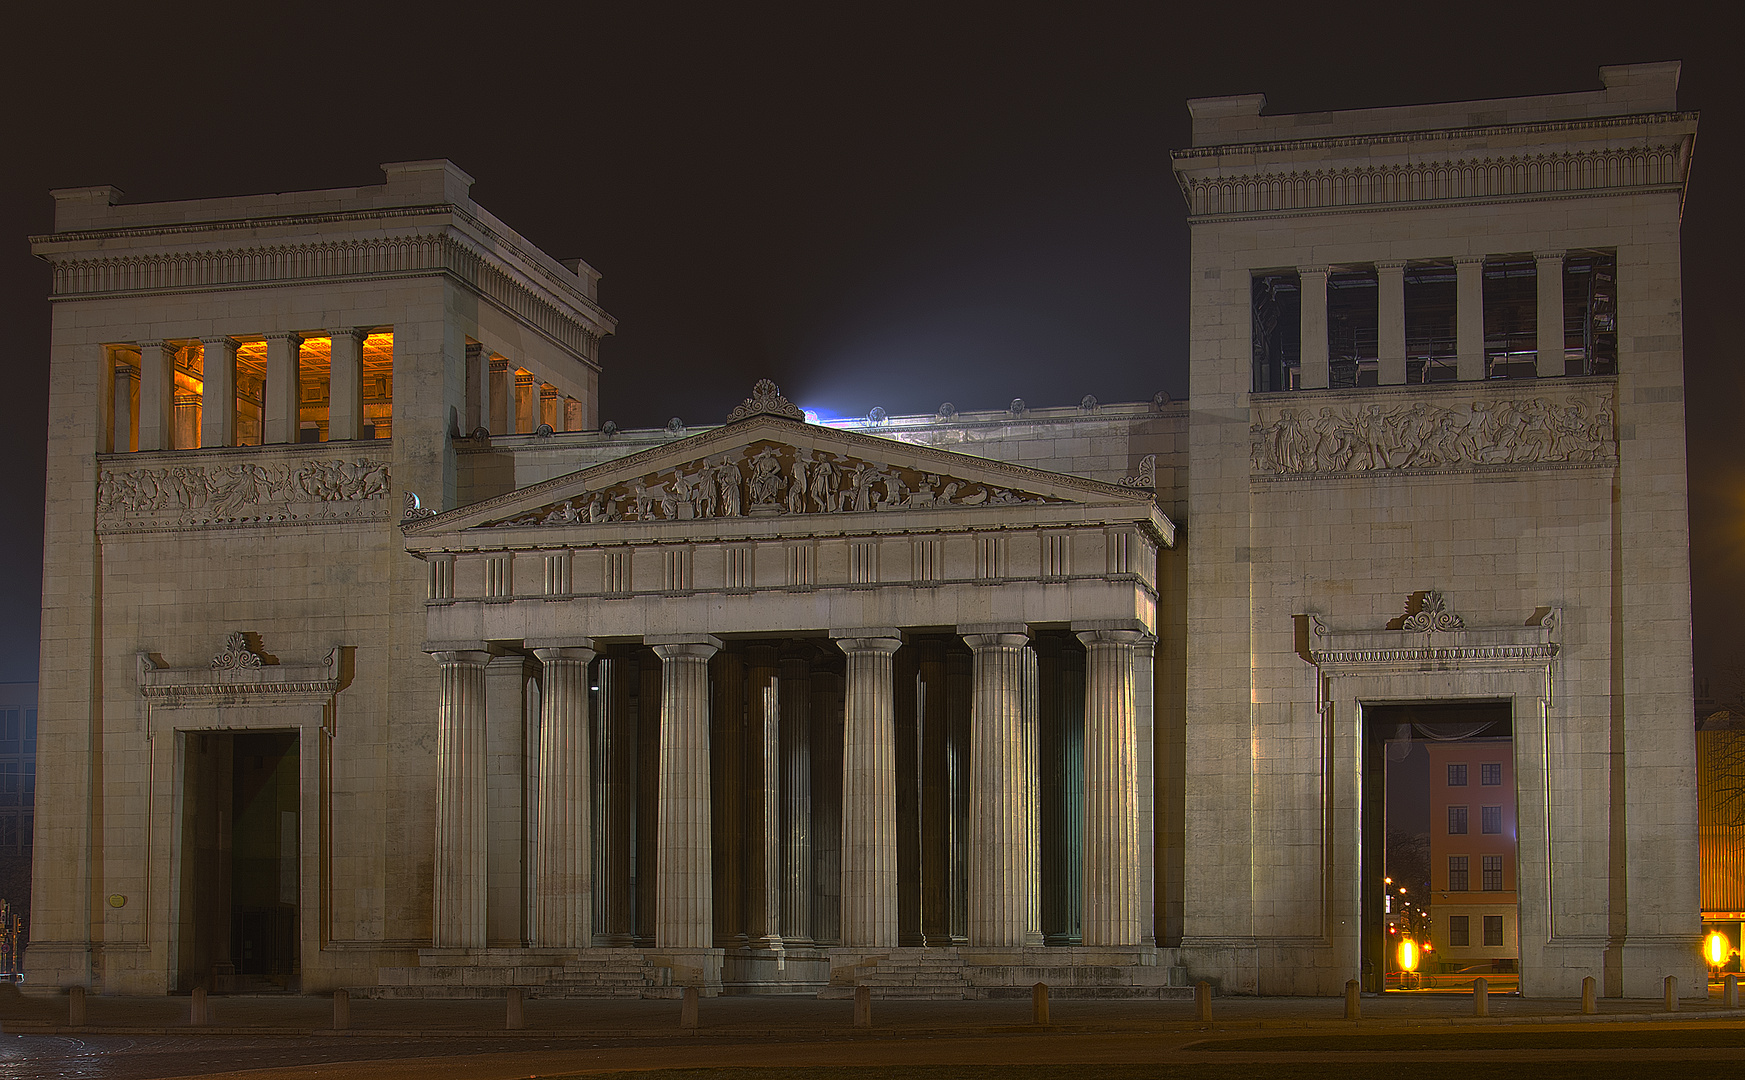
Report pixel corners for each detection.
[5,987,1745,1079]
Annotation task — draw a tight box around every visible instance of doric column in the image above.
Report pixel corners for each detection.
[328,327,367,441]
[262,332,303,444]
[1376,261,1407,385]
[709,650,746,945]
[173,388,201,453]
[1020,640,1042,946]
[593,654,638,945]
[1536,251,1566,377]
[564,397,587,432]
[137,341,176,451]
[810,669,844,945]
[947,647,973,944]
[1298,267,1329,390]
[432,649,492,948]
[1455,255,1486,381]
[200,337,237,448]
[964,627,1037,947]
[745,645,783,950]
[112,358,138,453]
[533,644,595,947]
[635,651,661,945]
[540,383,561,430]
[484,654,530,946]
[779,646,813,944]
[651,636,721,949]
[1078,629,1143,946]
[1132,635,1158,947]
[834,631,903,947]
[489,356,511,435]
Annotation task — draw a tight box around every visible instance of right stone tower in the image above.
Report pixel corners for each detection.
[1171,62,1703,998]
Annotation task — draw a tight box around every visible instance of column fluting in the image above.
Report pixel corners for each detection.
[652,638,720,949]
[964,630,1036,947]
[533,645,595,947]
[836,633,903,947]
[1078,629,1143,946]
[432,649,491,948]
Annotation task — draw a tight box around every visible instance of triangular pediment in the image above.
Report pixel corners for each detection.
[404,413,1168,543]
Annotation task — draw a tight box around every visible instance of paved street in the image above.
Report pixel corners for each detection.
[6,989,1745,1079]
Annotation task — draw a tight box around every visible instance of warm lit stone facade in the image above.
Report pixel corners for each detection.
[25,65,1704,999]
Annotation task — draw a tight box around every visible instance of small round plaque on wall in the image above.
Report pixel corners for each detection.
[107,894,125,909]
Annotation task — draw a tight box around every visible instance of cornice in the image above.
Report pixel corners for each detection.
[1169,110,1698,162]
[1177,140,1691,218]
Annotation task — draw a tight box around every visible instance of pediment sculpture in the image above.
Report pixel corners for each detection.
[484,439,1066,527]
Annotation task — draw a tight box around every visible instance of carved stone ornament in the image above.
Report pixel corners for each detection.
[211,632,264,670]
[402,491,436,522]
[97,457,392,531]
[1251,391,1615,477]
[726,379,806,423]
[1398,591,1465,633]
[483,438,1066,528]
[1118,454,1157,490]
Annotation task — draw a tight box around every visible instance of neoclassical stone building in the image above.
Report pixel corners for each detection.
[26,64,1703,998]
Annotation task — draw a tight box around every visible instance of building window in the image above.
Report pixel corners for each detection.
[1483,915,1505,947]
[1448,806,1469,834]
[1448,764,1468,787]
[1449,915,1470,947]
[1482,805,1502,834]
[1481,762,1502,786]
[1448,856,1469,892]
[1482,855,1504,891]
[1252,272,1302,392]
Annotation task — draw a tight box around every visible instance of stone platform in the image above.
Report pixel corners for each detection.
[819,946,1192,999]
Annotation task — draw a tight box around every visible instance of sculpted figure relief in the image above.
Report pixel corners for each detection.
[1251,393,1615,476]
[98,457,391,526]
[489,439,1062,527]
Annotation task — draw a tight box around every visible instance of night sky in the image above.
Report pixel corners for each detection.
[3,5,1742,690]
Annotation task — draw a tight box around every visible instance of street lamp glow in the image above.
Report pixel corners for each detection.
[1707,931,1729,967]
[1398,939,1420,973]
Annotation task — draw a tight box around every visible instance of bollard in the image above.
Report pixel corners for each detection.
[1194,981,1212,1023]
[680,986,700,1030]
[1726,974,1739,1008]
[1664,975,1679,1012]
[1032,982,1049,1026]
[506,986,525,1030]
[1473,977,1489,1017]
[853,985,872,1029]
[67,986,86,1027]
[191,986,209,1026]
[1581,975,1597,1015]
[333,988,350,1031]
[1343,979,1360,1020]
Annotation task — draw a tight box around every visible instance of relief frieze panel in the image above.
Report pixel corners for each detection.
[97,457,392,530]
[486,439,1066,527]
[1250,390,1615,478]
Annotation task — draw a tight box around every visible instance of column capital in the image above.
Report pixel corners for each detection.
[490,355,510,372]
[263,331,305,347]
[1297,265,1329,277]
[1076,628,1148,650]
[1533,250,1567,263]
[200,336,238,353]
[1374,259,1408,272]
[527,635,595,654]
[425,643,498,666]
[327,326,370,345]
[830,630,904,655]
[533,646,597,665]
[1453,254,1486,266]
[649,634,721,661]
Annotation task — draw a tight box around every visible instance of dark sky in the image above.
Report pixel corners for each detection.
[3,4,1742,688]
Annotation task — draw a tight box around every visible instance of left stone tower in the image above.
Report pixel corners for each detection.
[26,161,614,993]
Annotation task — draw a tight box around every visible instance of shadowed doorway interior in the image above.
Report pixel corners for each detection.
[179,730,300,993]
